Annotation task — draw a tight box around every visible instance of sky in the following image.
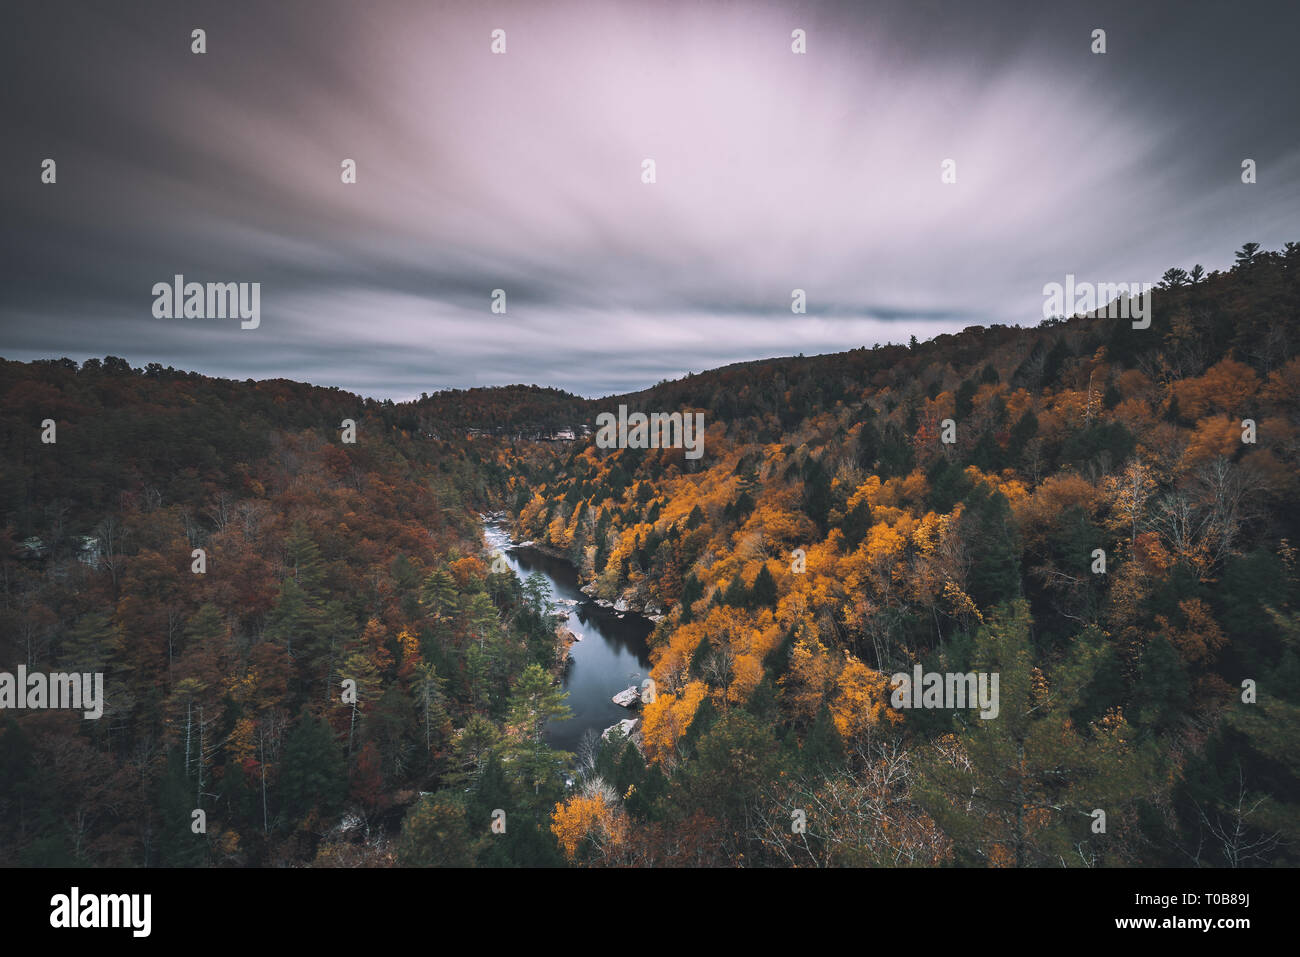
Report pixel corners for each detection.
[2,0,1298,400]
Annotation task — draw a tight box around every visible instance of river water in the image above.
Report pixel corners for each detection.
[483,521,653,754]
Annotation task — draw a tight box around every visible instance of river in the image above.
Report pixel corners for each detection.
[483,519,653,754]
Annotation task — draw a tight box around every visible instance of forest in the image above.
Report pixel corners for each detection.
[2,242,1297,867]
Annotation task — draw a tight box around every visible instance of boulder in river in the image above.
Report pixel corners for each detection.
[602,718,639,741]
[612,686,640,708]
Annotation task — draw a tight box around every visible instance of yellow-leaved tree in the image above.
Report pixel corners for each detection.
[551,790,627,862]
[830,653,902,741]
[641,680,708,763]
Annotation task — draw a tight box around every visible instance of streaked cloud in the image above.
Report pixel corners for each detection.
[2,0,1297,398]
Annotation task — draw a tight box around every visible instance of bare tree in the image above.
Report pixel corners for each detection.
[576,727,604,778]
[703,644,734,695]
[749,735,951,867]
[94,513,125,589]
[1194,766,1283,867]
[204,491,234,533]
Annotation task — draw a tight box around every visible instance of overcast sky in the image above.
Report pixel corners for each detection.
[2,0,1298,399]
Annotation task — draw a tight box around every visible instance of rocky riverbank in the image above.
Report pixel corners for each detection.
[482,513,650,756]
[483,511,669,622]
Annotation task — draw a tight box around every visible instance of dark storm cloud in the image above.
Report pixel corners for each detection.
[1,0,1297,399]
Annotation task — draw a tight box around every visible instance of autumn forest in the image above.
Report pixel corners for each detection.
[2,243,1298,868]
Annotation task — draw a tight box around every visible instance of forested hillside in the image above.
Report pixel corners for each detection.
[0,361,572,865]
[410,384,590,439]
[512,243,1300,866]
[3,243,1298,868]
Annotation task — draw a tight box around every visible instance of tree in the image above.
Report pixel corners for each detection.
[915,602,1158,866]
[419,568,458,622]
[500,664,572,796]
[411,661,451,763]
[521,571,553,616]
[279,712,347,828]
[397,792,479,866]
[551,785,627,863]
[157,746,208,866]
[802,702,845,772]
[802,459,834,533]
[462,592,500,650]
[751,564,778,609]
[677,710,784,860]
[720,573,749,608]
[641,680,709,763]
[830,655,901,742]
[339,649,379,755]
[1233,242,1261,269]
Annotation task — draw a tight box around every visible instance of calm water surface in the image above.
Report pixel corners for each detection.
[484,521,652,754]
